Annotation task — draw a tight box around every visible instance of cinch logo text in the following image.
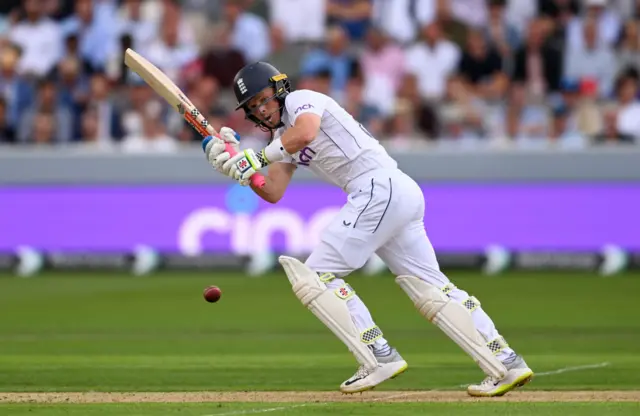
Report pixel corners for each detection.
[295,103,314,114]
[298,147,316,166]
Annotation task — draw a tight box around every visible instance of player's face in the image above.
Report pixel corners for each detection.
[246,87,281,128]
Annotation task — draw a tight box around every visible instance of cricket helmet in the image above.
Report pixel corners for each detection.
[233,62,291,131]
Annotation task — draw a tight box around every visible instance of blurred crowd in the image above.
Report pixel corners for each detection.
[1,0,640,152]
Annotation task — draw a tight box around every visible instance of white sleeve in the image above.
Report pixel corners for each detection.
[272,128,295,164]
[284,90,328,125]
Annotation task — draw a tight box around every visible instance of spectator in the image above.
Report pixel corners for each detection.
[548,101,587,148]
[610,0,635,18]
[439,75,489,141]
[193,76,220,112]
[265,24,304,79]
[56,54,90,140]
[615,19,640,75]
[31,110,57,145]
[573,78,604,136]
[634,0,640,17]
[555,78,584,135]
[120,79,158,138]
[327,0,372,41]
[300,25,355,102]
[106,33,134,84]
[295,74,319,91]
[457,28,509,101]
[538,0,579,50]
[8,0,63,78]
[594,103,635,143]
[505,0,538,39]
[160,0,198,46]
[566,0,622,49]
[538,0,580,23]
[268,0,326,43]
[395,72,440,138]
[224,0,270,62]
[505,82,550,142]
[0,0,21,16]
[121,100,178,153]
[312,68,333,96]
[0,96,16,143]
[434,0,470,48]
[360,26,405,116]
[344,72,384,137]
[0,42,34,128]
[512,18,563,99]
[18,77,72,143]
[405,21,461,101]
[117,0,158,52]
[564,16,616,98]
[371,0,435,45]
[60,0,119,72]
[83,71,124,143]
[197,23,246,89]
[613,70,640,139]
[0,12,11,38]
[78,106,110,147]
[61,33,93,78]
[144,2,199,82]
[48,0,76,20]
[484,0,521,61]
[447,0,489,28]
[386,98,418,148]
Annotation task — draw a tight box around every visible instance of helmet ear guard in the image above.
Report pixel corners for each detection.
[270,73,291,101]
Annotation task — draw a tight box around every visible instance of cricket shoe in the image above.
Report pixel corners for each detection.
[339,348,408,394]
[467,355,534,397]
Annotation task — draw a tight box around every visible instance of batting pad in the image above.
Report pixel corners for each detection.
[279,256,378,371]
[396,275,507,379]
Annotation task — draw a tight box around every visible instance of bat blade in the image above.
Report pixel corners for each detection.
[123,48,266,188]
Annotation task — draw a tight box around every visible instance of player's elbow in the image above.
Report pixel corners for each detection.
[295,114,321,146]
[299,131,316,146]
[298,123,319,146]
[262,194,282,204]
[259,190,285,204]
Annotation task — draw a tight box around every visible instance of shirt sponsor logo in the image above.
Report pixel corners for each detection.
[295,103,314,114]
[298,147,316,166]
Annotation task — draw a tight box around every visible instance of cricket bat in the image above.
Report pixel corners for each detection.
[123,48,266,188]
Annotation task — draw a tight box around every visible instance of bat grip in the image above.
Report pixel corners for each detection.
[224,143,266,188]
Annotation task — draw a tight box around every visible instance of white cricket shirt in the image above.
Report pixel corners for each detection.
[276,90,397,190]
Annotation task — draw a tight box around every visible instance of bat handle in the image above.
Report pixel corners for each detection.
[223,143,267,188]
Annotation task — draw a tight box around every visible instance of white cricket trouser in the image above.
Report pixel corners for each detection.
[305,168,515,361]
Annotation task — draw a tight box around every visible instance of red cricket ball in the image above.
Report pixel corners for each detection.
[203,285,222,303]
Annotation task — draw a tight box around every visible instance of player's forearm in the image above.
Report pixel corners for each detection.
[249,163,295,204]
[259,117,318,165]
[250,177,284,203]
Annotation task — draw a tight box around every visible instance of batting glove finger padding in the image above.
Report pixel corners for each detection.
[213,152,231,171]
[219,127,241,149]
[205,139,227,170]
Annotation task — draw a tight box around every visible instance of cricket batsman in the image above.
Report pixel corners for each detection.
[201,62,534,396]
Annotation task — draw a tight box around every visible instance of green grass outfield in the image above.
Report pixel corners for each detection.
[0,270,639,415]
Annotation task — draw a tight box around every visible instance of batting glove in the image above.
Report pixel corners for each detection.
[211,127,242,171]
[202,135,227,173]
[223,148,268,183]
